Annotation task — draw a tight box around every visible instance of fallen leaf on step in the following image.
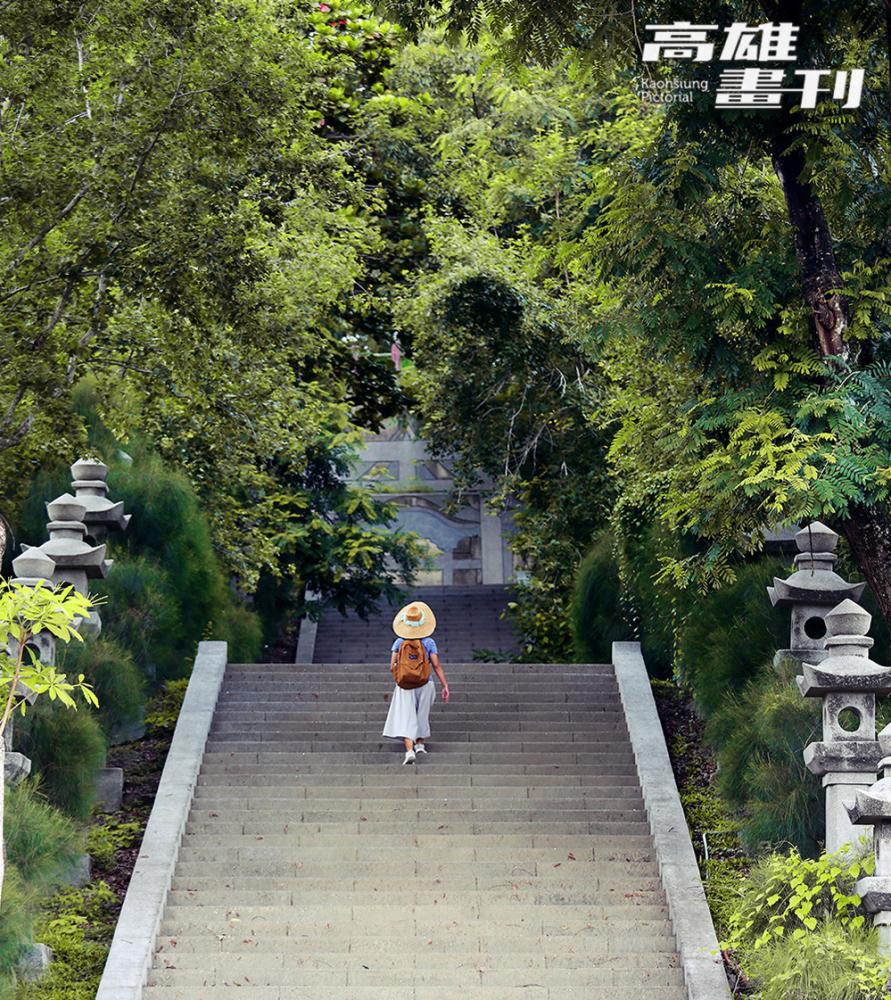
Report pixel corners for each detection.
[553,863,561,868]
[567,853,576,860]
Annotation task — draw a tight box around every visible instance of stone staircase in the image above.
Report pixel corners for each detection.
[143,660,686,999]
[312,586,520,663]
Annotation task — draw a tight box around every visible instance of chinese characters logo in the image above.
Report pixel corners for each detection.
[642,21,864,110]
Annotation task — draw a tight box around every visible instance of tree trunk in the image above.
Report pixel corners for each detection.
[842,504,891,631]
[770,136,848,360]
[770,128,891,629]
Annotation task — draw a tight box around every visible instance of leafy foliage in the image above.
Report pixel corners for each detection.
[0,581,96,738]
[56,638,144,743]
[0,0,421,622]
[14,700,106,821]
[4,782,81,895]
[736,921,888,1000]
[0,868,38,987]
[14,882,117,1000]
[675,559,788,719]
[85,821,141,869]
[709,665,824,855]
[726,846,872,949]
[722,846,888,1000]
[144,679,189,733]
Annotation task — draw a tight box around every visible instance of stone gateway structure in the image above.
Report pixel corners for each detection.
[351,420,516,587]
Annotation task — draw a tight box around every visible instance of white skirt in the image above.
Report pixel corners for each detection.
[382,680,436,741]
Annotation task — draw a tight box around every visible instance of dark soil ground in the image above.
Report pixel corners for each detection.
[96,729,173,904]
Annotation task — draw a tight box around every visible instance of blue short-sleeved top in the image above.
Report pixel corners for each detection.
[391,636,438,656]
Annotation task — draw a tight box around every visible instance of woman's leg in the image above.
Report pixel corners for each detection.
[415,682,435,745]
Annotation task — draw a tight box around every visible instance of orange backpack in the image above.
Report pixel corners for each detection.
[392,638,431,689]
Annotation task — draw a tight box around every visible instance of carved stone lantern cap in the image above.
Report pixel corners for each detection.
[798,600,891,695]
[69,458,130,532]
[70,459,107,482]
[795,521,838,553]
[11,549,56,583]
[23,492,109,578]
[825,599,872,640]
[46,493,87,524]
[768,522,864,608]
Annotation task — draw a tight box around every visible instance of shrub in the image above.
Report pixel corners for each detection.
[676,557,788,719]
[214,602,263,663]
[726,845,872,948]
[95,555,185,681]
[107,452,230,642]
[709,664,823,854]
[0,866,38,981]
[14,882,117,1000]
[144,678,189,732]
[724,847,886,999]
[55,637,145,742]
[739,922,887,1000]
[4,782,81,893]
[14,701,106,820]
[86,820,141,869]
[613,516,681,676]
[570,530,626,663]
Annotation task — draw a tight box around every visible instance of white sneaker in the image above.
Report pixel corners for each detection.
[415,744,428,755]
[403,750,416,765]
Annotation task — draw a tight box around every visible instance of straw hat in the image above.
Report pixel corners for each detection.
[392,601,437,639]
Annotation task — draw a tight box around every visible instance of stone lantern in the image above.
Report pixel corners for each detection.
[800,599,891,852]
[10,548,60,667]
[21,493,111,637]
[848,724,891,955]
[69,458,130,545]
[767,521,865,668]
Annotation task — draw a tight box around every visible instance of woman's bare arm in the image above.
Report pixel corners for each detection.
[430,653,450,701]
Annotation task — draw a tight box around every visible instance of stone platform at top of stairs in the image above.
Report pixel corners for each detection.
[306,585,520,664]
[96,642,728,1000]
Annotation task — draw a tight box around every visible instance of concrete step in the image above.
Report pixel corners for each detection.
[191,789,645,805]
[186,801,645,818]
[196,777,642,793]
[151,947,679,969]
[172,863,662,882]
[197,763,640,777]
[167,877,666,898]
[201,749,636,765]
[183,822,652,837]
[146,966,685,988]
[143,986,682,1000]
[174,851,658,871]
[202,741,630,754]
